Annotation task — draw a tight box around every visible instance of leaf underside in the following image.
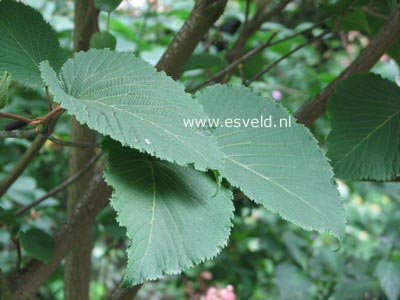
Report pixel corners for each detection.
[327,73,400,180]
[104,140,234,286]
[0,0,66,88]
[40,49,223,171]
[197,85,345,238]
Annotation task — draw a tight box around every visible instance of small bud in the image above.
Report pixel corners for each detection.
[0,71,11,109]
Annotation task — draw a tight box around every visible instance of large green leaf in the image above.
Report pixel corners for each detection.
[41,49,223,171]
[327,74,400,180]
[104,140,233,286]
[197,85,345,238]
[375,260,400,300]
[0,0,66,88]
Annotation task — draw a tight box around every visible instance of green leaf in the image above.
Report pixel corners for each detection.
[375,260,400,300]
[234,51,269,79]
[104,140,234,286]
[331,9,370,33]
[327,73,400,180]
[19,228,55,263]
[90,32,117,50]
[0,0,66,88]
[182,53,227,72]
[197,85,345,238]
[41,49,223,171]
[0,206,15,226]
[94,0,123,12]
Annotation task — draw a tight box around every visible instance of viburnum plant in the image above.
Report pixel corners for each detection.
[0,0,345,286]
[0,0,399,299]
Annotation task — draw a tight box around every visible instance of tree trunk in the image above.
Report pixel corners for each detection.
[64,1,98,300]
[156,0,228,79]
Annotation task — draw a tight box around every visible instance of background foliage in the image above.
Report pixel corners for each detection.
[0,0,399,299]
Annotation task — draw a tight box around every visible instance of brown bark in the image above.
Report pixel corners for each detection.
[108,285,142,300]
[64,1,99,300]
[295,5,400,126]
[156,0,228,79]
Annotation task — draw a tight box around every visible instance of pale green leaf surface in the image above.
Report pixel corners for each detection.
[327,74,400,180]
[197,85,345,238]
[0,0,66,88]
[104,140,234,286]
[41,49,223,171]
[375,260,400,300]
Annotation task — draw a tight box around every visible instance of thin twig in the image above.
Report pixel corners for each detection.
[243,0,252,29]
[29,106,65,126]
[226,0,293,61]
[188,19,330,92]
[0,112,34,124]
[12,237,22,271]
[45,86,53,111]
[266,17,330,46]
[0,117,59,198]
[187,31,278,92]
[0,106,64,127]
[4,120,28,131]
[238,63,246,84]
[16,152,103,217]
[0,129,99,148]
[246,30,330,85]
[0,129,39,138]
[362,6,388,20]
[138,0,152,38]
[0,135,48,198]
[107,12,111,32]
[295,5,400,125]
[46,134,100,148]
